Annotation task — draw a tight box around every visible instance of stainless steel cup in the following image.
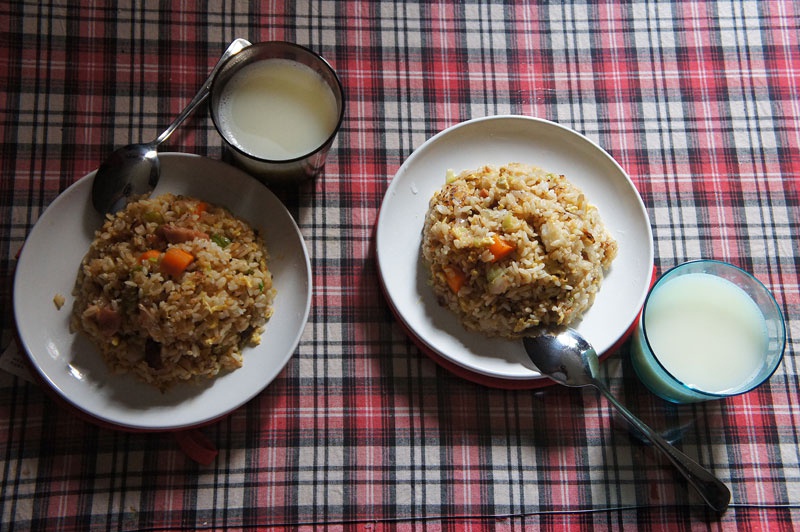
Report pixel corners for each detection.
[210,41,345,185]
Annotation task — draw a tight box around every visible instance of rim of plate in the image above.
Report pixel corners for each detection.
[13,153,311,431]
[375,115,654,382]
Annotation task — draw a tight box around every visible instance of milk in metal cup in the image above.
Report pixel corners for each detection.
[216,58,339,161]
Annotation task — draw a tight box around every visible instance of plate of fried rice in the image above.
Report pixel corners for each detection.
[376,115,653,386]
[14,154,311,430]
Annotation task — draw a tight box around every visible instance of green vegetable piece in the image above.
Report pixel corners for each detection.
[501,214,517,231]
[486,265,504,283]
[143,211,164,224]
[211,233,232,248]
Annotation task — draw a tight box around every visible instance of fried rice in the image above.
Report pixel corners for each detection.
[70,193,276,389]
[421,163,617,338]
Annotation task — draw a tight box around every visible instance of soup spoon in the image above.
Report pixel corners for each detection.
[91,38,251,215]
[523,328,731,513]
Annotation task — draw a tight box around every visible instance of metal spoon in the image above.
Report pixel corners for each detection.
[523,328,731,513]
[91,38,251,215]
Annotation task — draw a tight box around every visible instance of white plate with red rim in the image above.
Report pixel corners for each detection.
[14,153,311,431]
[376,115,654,386]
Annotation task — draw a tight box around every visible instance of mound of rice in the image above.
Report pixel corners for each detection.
[71,193,276,389]
[421,163,617,338]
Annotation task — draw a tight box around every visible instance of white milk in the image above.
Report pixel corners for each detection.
[644,273,768,393]
[217,58,339,160]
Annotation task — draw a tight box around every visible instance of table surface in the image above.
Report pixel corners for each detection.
[1,1,798,530]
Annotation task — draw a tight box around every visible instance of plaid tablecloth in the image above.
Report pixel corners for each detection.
[1,1,799,530]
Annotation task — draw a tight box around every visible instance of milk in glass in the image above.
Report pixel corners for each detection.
[644,273,768,393]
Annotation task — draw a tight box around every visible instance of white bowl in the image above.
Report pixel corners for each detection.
[14,153,311,430]
[376,115,654,384]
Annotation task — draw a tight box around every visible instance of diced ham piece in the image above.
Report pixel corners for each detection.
[89,305,122,336]
[157,224,209,244]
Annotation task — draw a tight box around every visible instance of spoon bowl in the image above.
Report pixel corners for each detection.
[523,329,597,387]
[91,38,251,215]
[523,328,731,513]
[91,144,159,214]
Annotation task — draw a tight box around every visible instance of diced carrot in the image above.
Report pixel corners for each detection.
[138,250,161,263]
[488,234,515,262]
[444,266,467,294]
[194,201,209,215]
[479,189,489,198]
[159,247,195,276]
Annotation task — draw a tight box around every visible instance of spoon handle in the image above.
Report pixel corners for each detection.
[594,382,731,513]
[154,38,252,146]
